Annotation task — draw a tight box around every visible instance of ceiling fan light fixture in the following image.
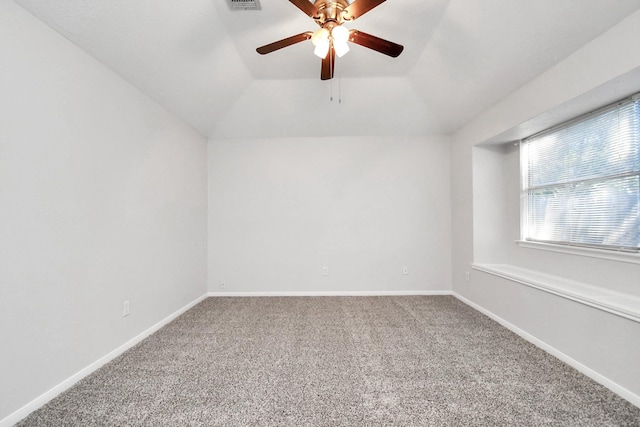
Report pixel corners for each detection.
[331,25,349,44]
[314,41,330,58]
[312,27,330,58]
[333,40,349,57]
[311,28,330,46]
[256,0,404,80]
[331,25,350,57]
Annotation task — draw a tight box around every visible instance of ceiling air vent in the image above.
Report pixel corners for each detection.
[227,0,261,10]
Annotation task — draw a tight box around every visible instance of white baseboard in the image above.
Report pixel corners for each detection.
[7,291,636,426]
[0,294,208,427]
[453,292,640,409]
[208,290,453,297]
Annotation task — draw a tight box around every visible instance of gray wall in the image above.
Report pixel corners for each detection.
[208,136,452,294]
[0,3,208,421]
[451,10,640,403]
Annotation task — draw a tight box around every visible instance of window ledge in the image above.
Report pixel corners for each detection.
[516,240,640,265]
[472,263,640,324]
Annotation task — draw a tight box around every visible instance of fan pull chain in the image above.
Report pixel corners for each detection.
[329,49,334,102]
[337,55,342,104]
[327,49,344,103]
[328,53,343,104]
[330,75,333,102]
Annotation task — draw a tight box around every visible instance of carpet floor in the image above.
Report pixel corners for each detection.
[17,296,640,426]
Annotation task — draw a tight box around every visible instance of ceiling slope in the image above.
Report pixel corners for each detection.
[409,0,640,133]
[14,0,252,137]
[14,0,640,138]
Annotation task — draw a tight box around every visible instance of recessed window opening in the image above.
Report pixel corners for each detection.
[520,93,640,253]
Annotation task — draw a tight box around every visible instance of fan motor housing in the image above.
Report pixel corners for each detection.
[314,0,351,25]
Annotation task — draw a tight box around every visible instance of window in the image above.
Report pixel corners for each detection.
[520,94,640,253]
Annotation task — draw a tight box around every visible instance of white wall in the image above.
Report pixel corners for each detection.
[0,2,208,422]
[472,145,510,265]
[452,10,640,402]
[208,136,451,294]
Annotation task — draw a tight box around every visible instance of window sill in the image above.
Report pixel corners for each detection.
[472,263,640,323]
[516,240,640,265]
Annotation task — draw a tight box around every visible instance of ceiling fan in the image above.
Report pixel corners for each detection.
[256,0,404,80]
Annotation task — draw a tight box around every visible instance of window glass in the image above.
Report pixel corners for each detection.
[521,96,640,252]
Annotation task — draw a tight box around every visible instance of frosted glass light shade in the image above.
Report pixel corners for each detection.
[334,41,349,57]
[314,40,330,58]
[312,28,330,58]
[331,25,349,44]
[311,28,329,46]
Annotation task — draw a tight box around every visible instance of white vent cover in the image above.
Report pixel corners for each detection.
[227,0,261,10]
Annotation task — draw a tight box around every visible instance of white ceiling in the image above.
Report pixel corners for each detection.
[13,0,640,138]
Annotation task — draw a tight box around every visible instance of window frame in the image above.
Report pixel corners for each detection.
[519,93,640,254]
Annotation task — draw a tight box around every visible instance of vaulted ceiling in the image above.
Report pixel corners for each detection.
[14,0,640,138]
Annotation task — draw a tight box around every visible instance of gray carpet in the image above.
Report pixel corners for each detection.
[18,296,640,426]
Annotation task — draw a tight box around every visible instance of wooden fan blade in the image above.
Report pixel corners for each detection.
[256,32,313,55]
[343,0,386,20]
[321,48,335,80]
[349,30,404,57]
[289,0,319,18]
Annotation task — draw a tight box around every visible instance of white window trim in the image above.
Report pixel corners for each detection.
[472,263,640,323]
[516,240,640,265]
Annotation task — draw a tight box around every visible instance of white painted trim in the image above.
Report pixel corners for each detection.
[0,294,208,427]
[207,290,453,297]
[516,240,640,265]
[452,292,640,409]
[472,263,640,324]
[7,290,637,426]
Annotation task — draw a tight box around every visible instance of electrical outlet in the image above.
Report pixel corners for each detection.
[403,266,409,275]
[322,267,329,276]
[465,271,470,282]
[122,300,130,317]
[220,281,226,289]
